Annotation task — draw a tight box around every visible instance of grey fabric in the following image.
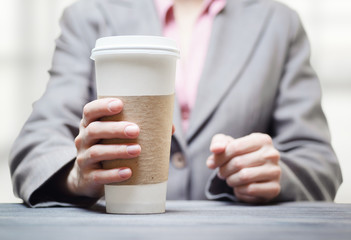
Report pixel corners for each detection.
[1,201,351,240]
[9,0,342,207]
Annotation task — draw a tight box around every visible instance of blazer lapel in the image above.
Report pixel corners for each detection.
[172,97,187,152]
[186,0,273,142]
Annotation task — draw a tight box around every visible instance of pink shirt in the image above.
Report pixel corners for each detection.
[154,0,226,133]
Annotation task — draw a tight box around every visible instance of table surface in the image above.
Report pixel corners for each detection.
[1,201,351,240]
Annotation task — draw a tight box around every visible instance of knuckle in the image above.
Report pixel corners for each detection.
[261,134,272,145]
[79,119,85,128]
[76,155,84,168]
[85,125,93,137]
[263,148,280,162]
[232,157,243,171]
[271,166,282,179]
[226,178,234,188]
[238,169,251,182]
[91,171,104,185]
[74,135,82,148]
[273,149,281,161]
[250,132,259,137]
[88,147,99,160]
[218,167,226,179]
[227,141,239,155]
[272,183,281,196]
[91,172,99,183]
[246,184,256,195]
[85,122,98,138]
[225,175,237,188]
[83,105,91,120]
[111,124,124,136]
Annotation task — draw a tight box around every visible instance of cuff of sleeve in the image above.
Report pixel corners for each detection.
[28,160,99,208]
[274,159,312,202]
[17,147,97,208]
[205,169,238,202]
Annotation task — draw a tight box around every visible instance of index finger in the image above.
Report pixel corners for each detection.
[82,98,123,127]
[226,133,271,157]
[210,134,232,154]
[212,133,272,168]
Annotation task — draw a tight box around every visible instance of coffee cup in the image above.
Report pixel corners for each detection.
[91,36,179,214]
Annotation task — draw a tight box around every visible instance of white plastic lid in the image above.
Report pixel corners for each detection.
[91,35,180,60]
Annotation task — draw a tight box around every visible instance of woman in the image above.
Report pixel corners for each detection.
[10,0,342,207]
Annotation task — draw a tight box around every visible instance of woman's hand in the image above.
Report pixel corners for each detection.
[207,133,281,203]
[67,98,141,198]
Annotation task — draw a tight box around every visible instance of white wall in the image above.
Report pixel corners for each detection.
[0,0,77,203]
[1,0,350,203]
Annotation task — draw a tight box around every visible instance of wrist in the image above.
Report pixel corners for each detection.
[50,160,99,205]
[65,161,79,197]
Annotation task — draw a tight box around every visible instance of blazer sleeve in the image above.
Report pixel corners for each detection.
[272,10,342,201]
[206,9,342,202]
[9,2,102,207]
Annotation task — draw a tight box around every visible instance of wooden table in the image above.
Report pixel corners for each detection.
[1,201,351,240]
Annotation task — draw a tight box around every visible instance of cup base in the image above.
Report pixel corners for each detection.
[104,182,167,214]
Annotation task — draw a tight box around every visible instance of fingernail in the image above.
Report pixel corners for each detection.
[213,142,225,149]
[210,142,226,154]
[126,145,141,155]
[207,158,215,168]
[118,168,131,178]
[125,125,139,137]
[108,100,121,112]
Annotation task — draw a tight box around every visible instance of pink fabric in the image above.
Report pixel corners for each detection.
[154,0,226,132]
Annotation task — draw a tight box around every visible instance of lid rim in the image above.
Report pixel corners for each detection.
[91,36,180,60]
[92,46,179,54]
[90,49,180,60]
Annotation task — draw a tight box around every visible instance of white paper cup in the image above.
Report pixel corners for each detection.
[91,36,179,214]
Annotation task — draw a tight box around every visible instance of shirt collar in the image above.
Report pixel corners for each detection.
[154,0,173,23]
[154,0,226,24]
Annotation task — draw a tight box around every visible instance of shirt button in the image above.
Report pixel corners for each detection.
[171,152,186,169]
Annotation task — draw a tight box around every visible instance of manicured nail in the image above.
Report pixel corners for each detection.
[118,168,131,178]
[125,125,139,137]
[126,145,141,155]
[108,100,121,112]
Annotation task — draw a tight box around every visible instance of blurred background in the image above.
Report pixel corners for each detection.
[0,0,350,203]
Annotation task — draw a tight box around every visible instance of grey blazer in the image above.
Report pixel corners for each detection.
[10,0,342,207]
